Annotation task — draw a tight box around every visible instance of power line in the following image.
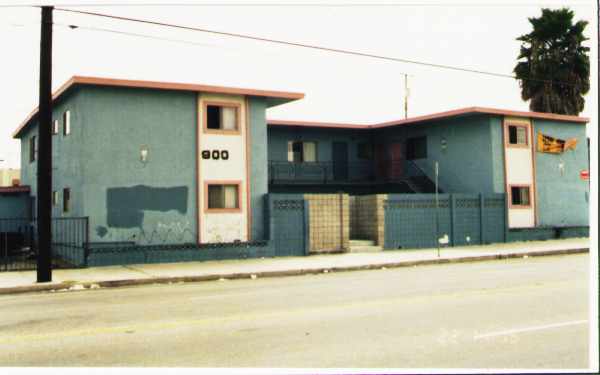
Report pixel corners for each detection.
[53,7,578,86]
[53,22,221,48]
[0,2,594,7]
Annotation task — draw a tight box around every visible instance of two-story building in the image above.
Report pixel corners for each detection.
[9,76,589,251]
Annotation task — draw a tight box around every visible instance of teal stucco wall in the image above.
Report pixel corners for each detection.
[17,85,278,245]
[489,116,505,193]
[19,88,87,219]
[375,114,498,194]
[267,126,371,163]
[0,192,30,218]
[79,86,198,244]
[532,119,589,226]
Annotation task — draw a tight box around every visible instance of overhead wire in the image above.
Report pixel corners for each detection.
[53,22,222,49]
[52,7,579,86]
[0,2,594,7]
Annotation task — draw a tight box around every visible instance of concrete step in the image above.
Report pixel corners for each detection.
[349,239,376,247]
[348,245,383,253]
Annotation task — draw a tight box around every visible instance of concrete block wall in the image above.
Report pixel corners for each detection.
[349,194,387,246]
[304,194,349,253]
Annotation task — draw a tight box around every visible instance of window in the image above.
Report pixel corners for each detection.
[29,135,37,162]
[406,136,427,160]
[510,186,530,207]
[287,141,317,162]
[52,120,59,135]
[63,188,71,213]
[205,103,239,132]
[207,184,240,210]
[508,125,527,146]
[63,110,71,135]
[357,142,373,160]
[52,191,58,206]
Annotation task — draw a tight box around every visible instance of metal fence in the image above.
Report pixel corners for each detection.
[0,217,89,272]
[384,194,506,250]
[267,194,308,257]
[268,160,435,185]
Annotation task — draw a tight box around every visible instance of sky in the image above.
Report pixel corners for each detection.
[0,0,597,170]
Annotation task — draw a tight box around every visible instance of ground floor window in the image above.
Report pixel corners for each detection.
[207,183,240,211]
[288,141,317,162]
[510,185,531,207]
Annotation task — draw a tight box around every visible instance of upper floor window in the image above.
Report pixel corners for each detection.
[52,190,58,206]
[406,136,427,160]
[204,102,239,133]
[508,125,527,146]
[29,135,37,163]
[63,188,71,213]
[52,120,59,135]
[357,142,373,160]
[288,141,316,163]
[63,110,71,136]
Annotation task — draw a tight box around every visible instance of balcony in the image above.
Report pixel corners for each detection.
[268,160,433,187]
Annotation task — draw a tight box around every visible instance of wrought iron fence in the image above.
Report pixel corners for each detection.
[268,159,442,192]
[268,160,414,184]
[0,217,89,272]
[0,218,36,272]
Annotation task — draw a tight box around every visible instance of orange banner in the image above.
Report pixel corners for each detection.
[537,132,577,154]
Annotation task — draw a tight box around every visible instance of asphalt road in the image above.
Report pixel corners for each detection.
[0,254,590,368]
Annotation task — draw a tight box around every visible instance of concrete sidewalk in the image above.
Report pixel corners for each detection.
[0,238,590,295]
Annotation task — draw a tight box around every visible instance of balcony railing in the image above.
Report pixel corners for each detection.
[268,160,424,185]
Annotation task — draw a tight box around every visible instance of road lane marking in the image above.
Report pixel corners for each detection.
[474,320,588,340]
[0,280,584,346]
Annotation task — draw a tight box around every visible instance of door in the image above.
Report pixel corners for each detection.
[332,142,349,181]
[388,142,403,180]
[375,144,386,180]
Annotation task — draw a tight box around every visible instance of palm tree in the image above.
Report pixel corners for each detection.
[514,8,590,115]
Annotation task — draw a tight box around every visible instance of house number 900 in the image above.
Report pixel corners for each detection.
[202,150,229,160]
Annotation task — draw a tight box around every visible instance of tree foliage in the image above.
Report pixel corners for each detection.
[514,8,590,115]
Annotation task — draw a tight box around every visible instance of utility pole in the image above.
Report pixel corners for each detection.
[435,161,440,258]
[37,6,53,283]
[404,74,409,119]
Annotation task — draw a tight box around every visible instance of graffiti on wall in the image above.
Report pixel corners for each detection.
[96,220,196,244]
[204,217,244,243]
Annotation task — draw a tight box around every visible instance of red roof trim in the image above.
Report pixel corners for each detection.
[267,119,370,129]
[371,106,589,128]
[269,106,588,130]
[0,186,30,194]
[13,76,305,138]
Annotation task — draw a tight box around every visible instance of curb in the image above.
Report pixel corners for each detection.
[0,247,589,296]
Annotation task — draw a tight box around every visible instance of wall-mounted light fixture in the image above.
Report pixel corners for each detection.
[558,159,565,176]
[140,144,149,165]
[441,137,447,152]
